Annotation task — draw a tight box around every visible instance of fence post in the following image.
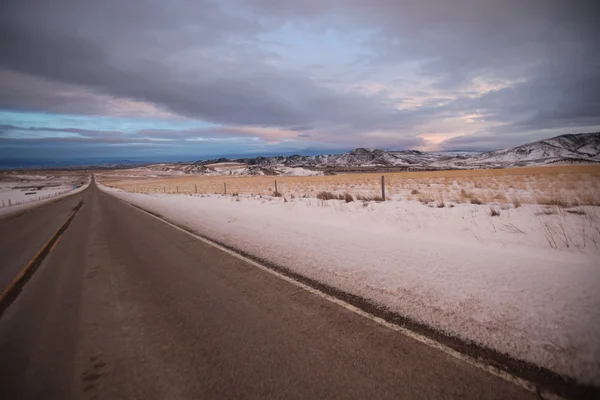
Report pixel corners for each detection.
[381,176,386,201]
[224,182,227,195]
[195,184,197,193]
[177,186,179,193]
[274,180,278,194]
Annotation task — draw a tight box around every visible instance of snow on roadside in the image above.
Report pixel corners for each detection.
[0,184,72,205]
[100,183,600,384]
[0,180,90,218]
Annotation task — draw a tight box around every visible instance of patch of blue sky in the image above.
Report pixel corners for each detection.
[0,110,217,135]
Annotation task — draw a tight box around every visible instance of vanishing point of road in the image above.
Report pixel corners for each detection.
[0,180,536,399]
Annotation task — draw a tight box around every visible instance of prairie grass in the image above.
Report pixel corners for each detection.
[536,195,570,208]
[417,194,434,204]
[460,189,473,199]
[470,197,484,205]
[100,164,600,208]
[317,191,336,200]
[341,192,355,203]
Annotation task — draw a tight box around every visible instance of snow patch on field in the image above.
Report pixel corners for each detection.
[0,177,89,217]
[0,183,72,205]
[276,167,323,176]
[100,183,600,384]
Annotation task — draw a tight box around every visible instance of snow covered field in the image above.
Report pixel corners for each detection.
[0,183,71,206]
[99,180,600,385]
[0,173,89,216]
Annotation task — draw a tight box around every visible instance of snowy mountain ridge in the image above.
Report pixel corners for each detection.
[140,132,600,175]
[470,132,600,165]
[218,132,600,168]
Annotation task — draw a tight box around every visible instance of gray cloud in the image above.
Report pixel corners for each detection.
[0,124,266,142]
[0,124,125,138]
[290,126,313,131]
[0,136,154,145]
[0,69,177,118]
[0,0,409,131]
[1,0,599,153]
[237,0,600,139]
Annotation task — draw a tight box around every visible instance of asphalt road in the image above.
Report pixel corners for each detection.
[0,181,536,399]
[0,190,85,291]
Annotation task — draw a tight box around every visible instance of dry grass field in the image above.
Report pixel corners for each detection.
[100,164,600,207]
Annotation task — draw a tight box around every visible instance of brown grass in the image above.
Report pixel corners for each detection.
[417,194,434,204]
[317,191,336,200]
[460,189,473,199]
[578,193,600,206]
[341,192,355,203]
[100,164,600,208]
[536,195,570,208]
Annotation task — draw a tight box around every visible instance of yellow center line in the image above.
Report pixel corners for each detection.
[49,235,63,252]
[0,200,84,314]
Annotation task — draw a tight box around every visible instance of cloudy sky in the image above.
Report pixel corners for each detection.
[1,0,599,163]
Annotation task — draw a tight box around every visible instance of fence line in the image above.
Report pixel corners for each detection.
[118,175,391,201]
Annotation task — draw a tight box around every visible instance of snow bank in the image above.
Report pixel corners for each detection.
[100,184,600,384]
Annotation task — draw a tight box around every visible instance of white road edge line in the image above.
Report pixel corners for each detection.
[113,193,563,400]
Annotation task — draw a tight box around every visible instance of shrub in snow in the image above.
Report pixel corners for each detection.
[317,191,336,200]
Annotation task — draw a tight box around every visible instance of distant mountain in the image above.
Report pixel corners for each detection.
[222,132,600,168]
[135,132,599,176]
[201,148,447,168]
[469,132,600,166]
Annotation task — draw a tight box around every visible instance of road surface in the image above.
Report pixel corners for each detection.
[0,181,535,399]
[0,191,84,292]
